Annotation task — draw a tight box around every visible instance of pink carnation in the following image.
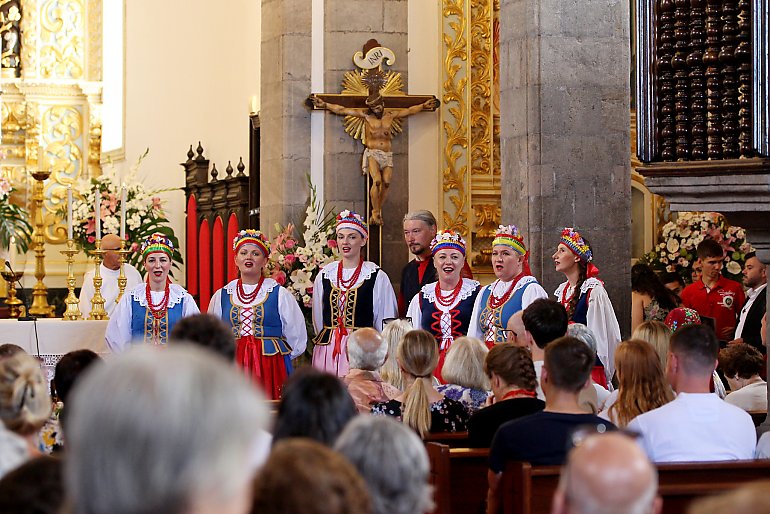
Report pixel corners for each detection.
[284,254,297,266]
[272,270,287,286]
[87,235,95,243]
[285,239,296,249]
[327,239,338,249]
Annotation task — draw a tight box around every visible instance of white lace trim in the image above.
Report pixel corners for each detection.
[223,278,278,305]
[420,279,480,303]
[554,277,604,299]
[488,275,537,299]
[130,283,188,308]
[320,261,379,286]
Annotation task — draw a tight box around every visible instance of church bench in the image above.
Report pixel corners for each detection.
[748,410,766,427]
[499,459,770,514]
[426,443,489,514]
[424,431,470,447]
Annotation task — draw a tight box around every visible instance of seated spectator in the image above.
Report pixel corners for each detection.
[661,272,685,298]
[0,455,63,514]
[632,320,671,372]
[0,353,51,457]
[273,367,357,446]
[65,346,269,514]
[252,438,371,514]
[719,343,767,412]
[487,336,615,512]
[686,480,770,514]
[551,432,661,514]
[170,312,236,361]
[379,319,413,391]
[343,328,400,413]
[335,416,433,514]
[0,344,25,359]
[467,344,544,448]
[628,325,756,462]
[371,329,468,436]
[41,349,101,453]
[0,422,28,479]
[599,340,674,426]
[521,299,569,399]
[567,323,610,412]
[631,262,680,331]
[505,311,528,347]
[436,336,490,413]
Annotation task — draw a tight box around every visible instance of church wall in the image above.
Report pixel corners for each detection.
[121,0,261,285]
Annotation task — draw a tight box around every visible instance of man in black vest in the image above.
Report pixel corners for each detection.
[730,252,767,353]
[398,210,438,316]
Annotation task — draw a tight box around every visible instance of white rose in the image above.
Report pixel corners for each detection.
[666,239,680,253]
[726,261,742,275]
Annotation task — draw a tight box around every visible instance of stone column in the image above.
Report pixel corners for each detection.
[260,0,313,232]
[499,0,632,334]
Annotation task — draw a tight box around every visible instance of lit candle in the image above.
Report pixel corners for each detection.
[67,186,73,240]
[95,193,101,240]
[120,185,126,240]
[9,236,15,269]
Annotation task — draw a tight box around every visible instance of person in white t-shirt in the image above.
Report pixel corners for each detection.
[719,343,767,412]
[628,324,756,462]
[79,234,143,317]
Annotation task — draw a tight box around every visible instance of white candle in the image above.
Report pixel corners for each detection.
[9,236,15,269]
[120,185,126,240]
[95,193,101,240]
[67,186,73,240]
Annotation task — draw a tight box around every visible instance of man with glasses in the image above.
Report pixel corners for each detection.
[78,233,143,317]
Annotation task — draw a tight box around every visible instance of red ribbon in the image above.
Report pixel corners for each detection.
[586,262,600,278]
[333,320,348,360]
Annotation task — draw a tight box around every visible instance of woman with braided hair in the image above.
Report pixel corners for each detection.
[208,230,307,399]
[552,227,621,387]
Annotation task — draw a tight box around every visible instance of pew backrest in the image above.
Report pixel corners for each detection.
[427,442,489,514]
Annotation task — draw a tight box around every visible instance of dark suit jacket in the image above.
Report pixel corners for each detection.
[740,286,766,353]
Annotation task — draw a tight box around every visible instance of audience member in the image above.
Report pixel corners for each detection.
[0,455,64,514]
[730,252,767,353]
[551,432,661,514]
[343,328,400,413]
[680,239,745,341]
[628,325,756,462]
[686,480,770,514]
[0,422,28,479]
[0,353,51,457]
[371,329,468,436]
[379,318,412,391]
[599,340,674,427]
[521,298,569,399]
[486,336,615,512]
[0,343,25,359]
[632,320,671,372]
[399,210,438,316]
[631,262,680,330]
[467,344,543,448]
[273,367,357,446]
[252,438,371,514]
[567,323,611,410]
[661,272,685,298]
[65,346,269,514]
[505,311,528,347]
[335,416,433,514]
[436,336,490,413]
[719,343,767,412]
[170,313,237,361]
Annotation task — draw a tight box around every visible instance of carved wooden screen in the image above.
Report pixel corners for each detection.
[182,144,251,311]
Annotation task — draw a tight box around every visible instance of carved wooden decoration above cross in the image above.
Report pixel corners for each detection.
[307,39,439,227]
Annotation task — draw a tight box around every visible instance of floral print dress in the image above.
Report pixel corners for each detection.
[370,397,469,433]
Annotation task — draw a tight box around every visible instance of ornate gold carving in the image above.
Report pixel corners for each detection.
[470,0,493,177]
[20,0,39,78]
[0,0,22,77]
[86,0,101,80]
[473,203,501,238]
[39,0,85,79]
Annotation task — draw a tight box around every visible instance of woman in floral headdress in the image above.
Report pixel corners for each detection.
[312,210,398,376]
[407,230,481,381]
[469,225,548,345]
[106,232,200,352]
[208,229,307,399]
[552,227,621,386]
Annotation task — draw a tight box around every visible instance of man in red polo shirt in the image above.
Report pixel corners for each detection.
[681,239,745,341]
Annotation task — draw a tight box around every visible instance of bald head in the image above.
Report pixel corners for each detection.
[101,234,123,270]
[553,433,660,514]
[506,311,527,347]
[347,328,387,371]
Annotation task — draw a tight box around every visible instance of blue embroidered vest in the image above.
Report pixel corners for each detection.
[130,295,184,345]
[220,287,292,356]
[477,282,532,343]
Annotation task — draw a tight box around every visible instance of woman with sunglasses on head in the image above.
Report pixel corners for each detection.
[106,232,200,352]
[312,210,397,377]
[407,230,480,382]
[552,227,621,387]
[469,225,548,345]
[208,230,307,399]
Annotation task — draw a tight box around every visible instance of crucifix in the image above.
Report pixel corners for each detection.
[308,39,439,226]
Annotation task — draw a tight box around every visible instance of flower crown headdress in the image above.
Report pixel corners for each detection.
[560,227,593,263]
[336,210,368,238]
[493,225,527,256]
[430,230,466,256]
[232,229,269,257]
[141,232,174,260]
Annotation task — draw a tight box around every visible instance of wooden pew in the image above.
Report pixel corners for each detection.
[424,431,470,447]
[748,410,766,427]
[427,442,489,514]
[500,459,770,514]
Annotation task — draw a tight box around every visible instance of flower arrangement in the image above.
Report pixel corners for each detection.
[266,178,338,351]
[0,175,32,253]
[640,211,752,283]
[63,150,183,273]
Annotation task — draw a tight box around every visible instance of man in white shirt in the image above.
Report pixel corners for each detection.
[730,252,767,353]
[79,234,144,317]
[628,324,756,462]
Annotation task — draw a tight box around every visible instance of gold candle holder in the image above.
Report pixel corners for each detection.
[1,270,24,318]
[87,239,109,320]
[59,239,82,320]
[114,239,133,304]
[29,170,54,317]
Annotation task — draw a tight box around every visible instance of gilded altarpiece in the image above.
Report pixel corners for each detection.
[441,0,501,275]
[1,0,102,284]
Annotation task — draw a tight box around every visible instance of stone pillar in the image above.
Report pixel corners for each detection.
[321,0,409,279]
[499,0,632,334]
[260,0,313,233]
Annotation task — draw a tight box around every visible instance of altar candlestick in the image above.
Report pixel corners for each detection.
[67,186,73,240]
[120,185,126,240]
[95,194,101,240]
[9,236,15,269]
